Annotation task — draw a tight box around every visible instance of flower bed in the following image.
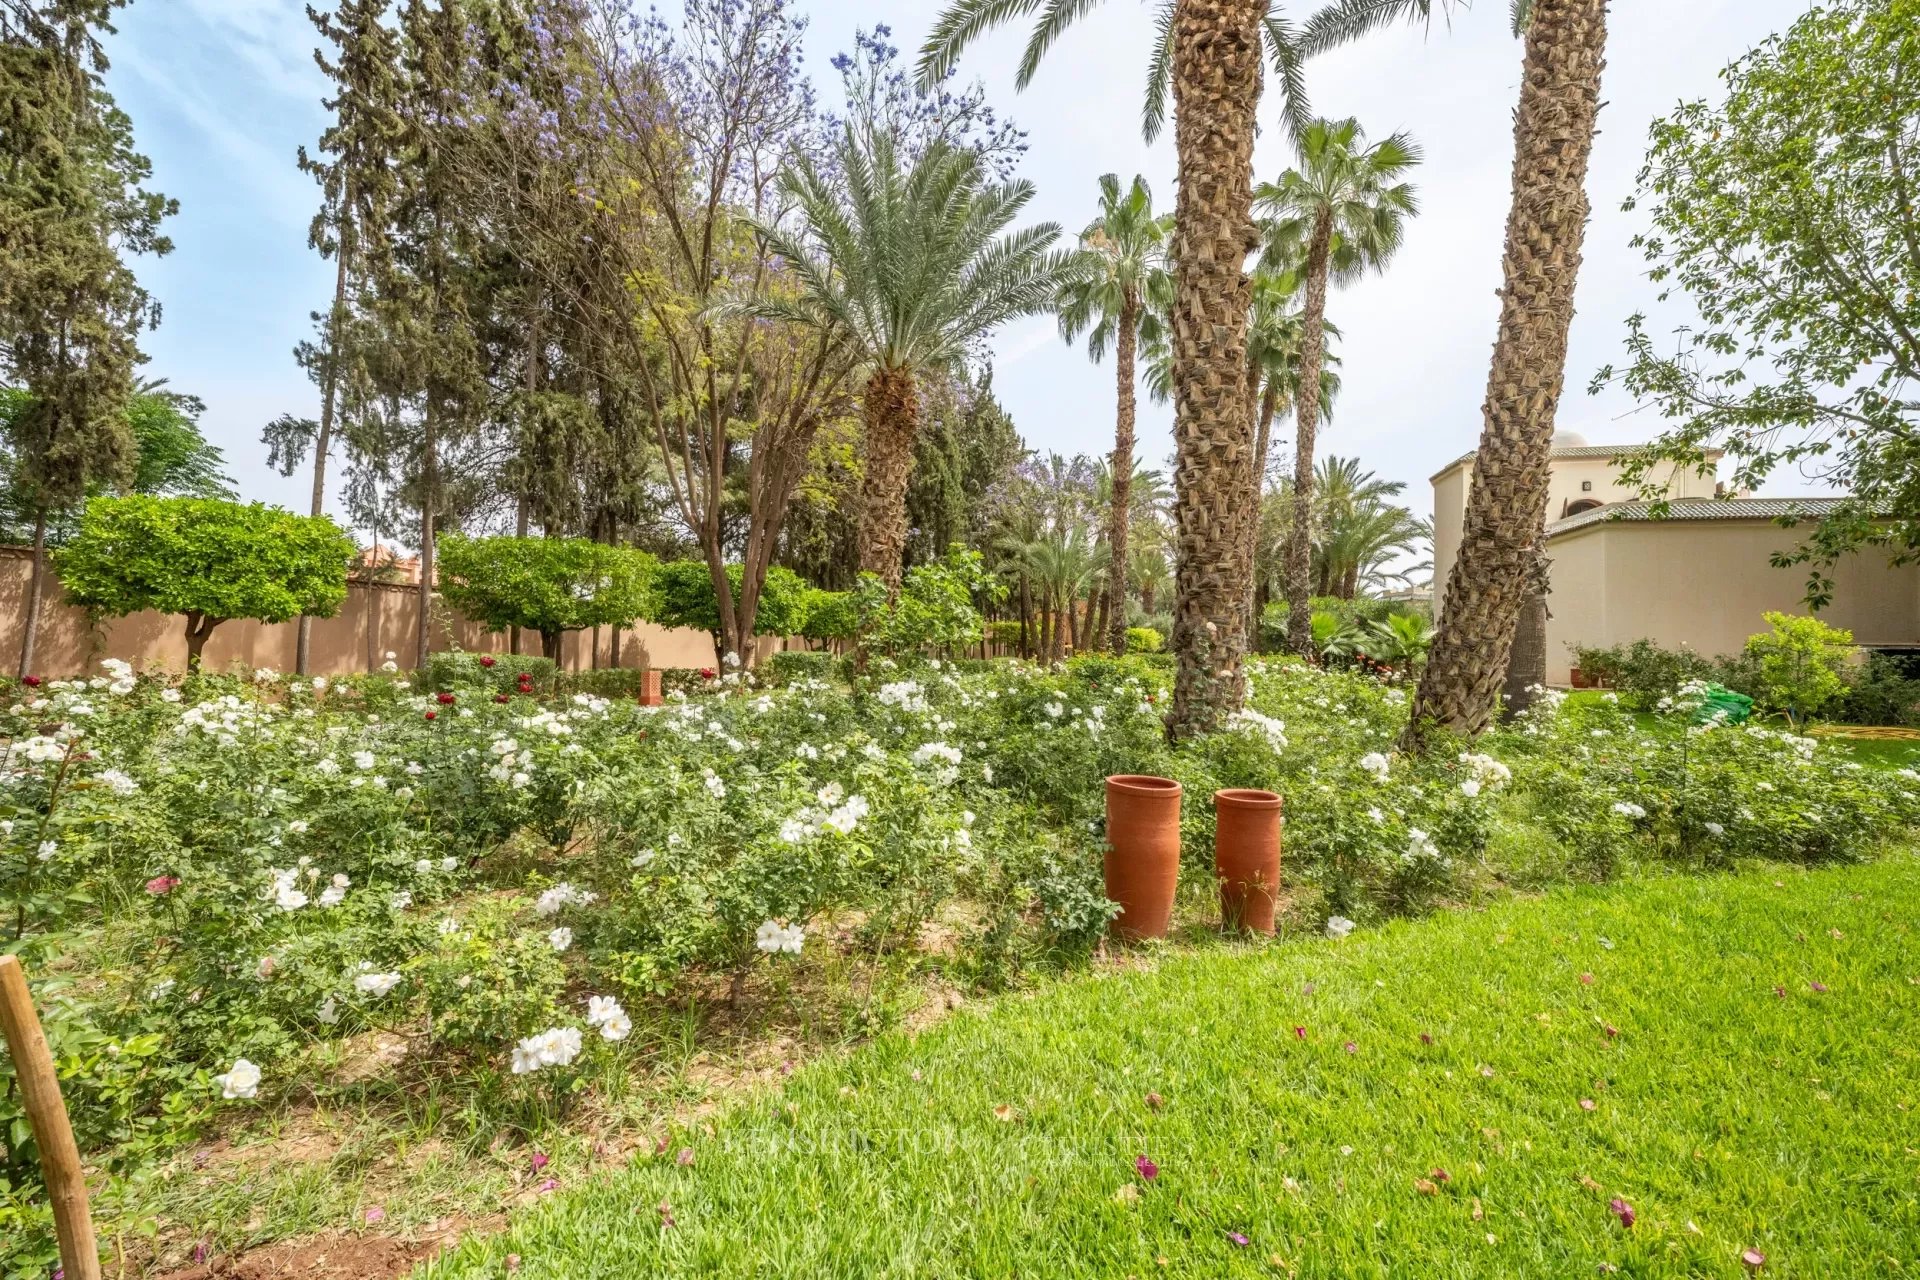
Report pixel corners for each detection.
[1,656,1915,1271]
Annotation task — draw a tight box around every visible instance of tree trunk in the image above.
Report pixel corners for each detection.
[1285,212,1334,658]
[1246,383,1279,634]
[510,496,529,657]
[1405,0,1608,748]
[1166,0,1263,737]
[1502,589,1549,716]
[1107,291,1140,654]
[541,629,562,661]
[184,612,220,671]
[1018,574,1033,658]
[298,250,348,677]
[1066,587,1080,654]
[17,512,47,679]
[417,401,437,669]
[858,366,919,593]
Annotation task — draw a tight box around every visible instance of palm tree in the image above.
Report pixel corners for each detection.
[1241,266,1339,622]
[1405,0,1609,747]
[920,0,1444,737]
[1057,174,1172,654]
[1255,117,1420,658]
[732,126,1068,592]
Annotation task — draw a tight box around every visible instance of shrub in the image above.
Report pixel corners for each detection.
[1743,611,1854,724]
[984,619,1025,649]
[436,533,656,659]
[1831,652,1920,727]
[767,651,837,684]
[424,652,558,695]
[55,496,354,668]
[557,668,649,701]
[854,546,1001,660]
[1566,638,1719,708]
[1124,626,1163,654]
[798,588,857,644]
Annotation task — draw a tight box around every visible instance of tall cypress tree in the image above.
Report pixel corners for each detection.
[362,0,489,666]
[265,0,401,673]
[0,0,174,675]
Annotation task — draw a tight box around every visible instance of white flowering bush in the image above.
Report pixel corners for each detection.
[2,649,1916,1274]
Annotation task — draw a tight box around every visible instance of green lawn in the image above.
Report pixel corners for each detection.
[420,860,1920,1279]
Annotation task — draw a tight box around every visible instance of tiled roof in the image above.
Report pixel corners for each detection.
[1546,496,1854,537]
[1433,443,1723,480]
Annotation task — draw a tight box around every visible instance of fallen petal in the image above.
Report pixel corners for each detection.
[1609,1198,1635,1229]
[1135,1154,1159,1181]
[1742,1248,1766,1270]
[1226,1231,1250,1247]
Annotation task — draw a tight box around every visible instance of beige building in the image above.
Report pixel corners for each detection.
[1430,434,1920,685]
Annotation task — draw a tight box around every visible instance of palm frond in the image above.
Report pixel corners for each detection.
[917,0,1050,87]
[1141,0,1176,143]
[1299,0,1442,58]
[1017,0,1106,89]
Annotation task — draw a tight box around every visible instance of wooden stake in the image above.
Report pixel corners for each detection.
[0,954,101,1280]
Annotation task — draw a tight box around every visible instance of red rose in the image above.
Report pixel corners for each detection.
[478,656,497,668]
[494,693,511,704]
[145,875,180,895]
[437,692,456,705]
[21,675,40,687]
[700,668,716,680]
[424,710,437,721]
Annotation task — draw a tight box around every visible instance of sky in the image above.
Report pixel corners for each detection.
[101,0,1826,551]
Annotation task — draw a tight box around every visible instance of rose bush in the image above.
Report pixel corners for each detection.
[2,653,1915,1273]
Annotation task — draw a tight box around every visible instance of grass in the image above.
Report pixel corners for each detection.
[419,859,1920,1279]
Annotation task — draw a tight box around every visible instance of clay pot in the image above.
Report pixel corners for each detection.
[1569,667,1588,690]
[1104,775,1183,941]
[639,670,663,707]
[1214,788,1283,934]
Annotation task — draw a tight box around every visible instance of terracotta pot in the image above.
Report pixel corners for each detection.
[639,670,663,707]
[1214,788,1283,934]
[1569,667,1588,689]
[1104,775,1183,941]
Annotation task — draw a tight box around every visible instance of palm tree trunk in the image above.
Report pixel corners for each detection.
[1107,292,1139,653]
[859,366,919,593]
[1166,0,1264,737]
[1246,383,1278,633]
[17,510,47,679]
[1285,212,1334,658]
[1405,0,1608,747]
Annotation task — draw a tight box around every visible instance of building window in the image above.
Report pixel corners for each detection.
[1580,480,1593,492]
[1565,498,1603,517]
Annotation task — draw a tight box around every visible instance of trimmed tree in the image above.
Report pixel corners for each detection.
[55,496,355,669]
[436,533,657,662]
[650,561,811,662]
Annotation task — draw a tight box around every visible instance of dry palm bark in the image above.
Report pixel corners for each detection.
[1107,291,1140,654]
[1405,0,1608,746]
[1167,0,1263,738]
[1284,212,1334,658]
[859,366,920,592]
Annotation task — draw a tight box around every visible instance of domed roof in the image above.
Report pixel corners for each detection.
[1551,429,1589,449]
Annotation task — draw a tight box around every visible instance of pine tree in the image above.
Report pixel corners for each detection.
[0,0,174,676]
[266,0,402,673]
[358,0,491,667]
